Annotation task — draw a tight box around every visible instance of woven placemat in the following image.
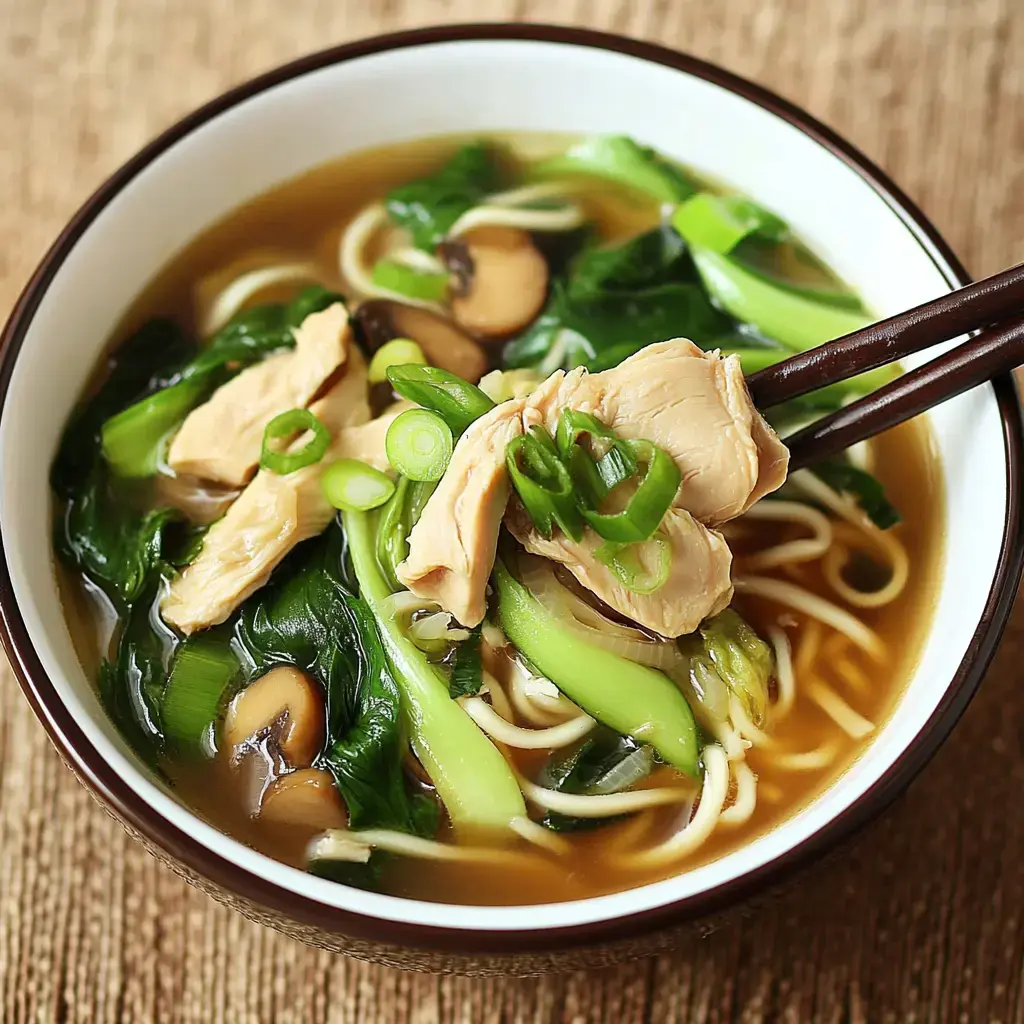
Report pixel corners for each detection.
[2,0,1023,1019]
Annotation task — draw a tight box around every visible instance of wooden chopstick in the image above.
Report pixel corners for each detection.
[745,261,1024,410]
[785,314,1024,470]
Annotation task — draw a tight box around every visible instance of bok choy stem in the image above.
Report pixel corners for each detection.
[493,559,700,777]
[342,509,527,835]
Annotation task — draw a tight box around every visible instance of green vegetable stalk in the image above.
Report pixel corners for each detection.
[493,559,700,776]
[678,609,773,726]
[343,509,527,835]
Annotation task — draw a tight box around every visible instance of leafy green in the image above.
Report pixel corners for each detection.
[538,725,652,832]
[812,459,902,530]
[533,135,698,203]
[98,585,179,766]
[566,223,696,298]
[101,287,344,478]
[678,609,773,727]
[51,318,192,499]
[236,524,440,836]
[385,142,502,251]
[449,626,483,699]
[57,480,190,606]
[51,317,207,606]
[504,279,731,374]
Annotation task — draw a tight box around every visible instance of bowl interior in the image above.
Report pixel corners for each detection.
[0,35,1010,933]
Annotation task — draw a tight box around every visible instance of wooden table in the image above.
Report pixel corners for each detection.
[1,1,1022,1020]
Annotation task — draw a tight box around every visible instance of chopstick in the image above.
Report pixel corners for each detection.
[745,261,1024,409]
[784,316,1024,470]
[742,261,1024,470]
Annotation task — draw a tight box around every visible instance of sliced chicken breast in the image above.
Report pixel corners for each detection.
[167,303,351,487]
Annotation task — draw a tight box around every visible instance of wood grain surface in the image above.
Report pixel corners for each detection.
[1,1,1023,1020]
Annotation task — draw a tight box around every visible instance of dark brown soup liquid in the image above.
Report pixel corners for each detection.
[57,135,944,905]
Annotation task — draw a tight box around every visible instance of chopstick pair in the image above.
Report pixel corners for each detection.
[744,262,1024,470]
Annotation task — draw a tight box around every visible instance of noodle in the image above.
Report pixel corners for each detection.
[511,816,571,855]
[460,695,595,749]
[766,624,796,719]
[605,745,730,869]
[734,576,886,660]
[200,262,325,336]
[740,500,833,569]
[517,774,695,817]
[308,829,529,866]
[807,681,875,739]
[337,203,445,311]
[768,740,841,771]
[719,760,757,826]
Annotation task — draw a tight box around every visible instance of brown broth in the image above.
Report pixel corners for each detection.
[57,134,945,906]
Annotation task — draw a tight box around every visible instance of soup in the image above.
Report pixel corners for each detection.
[53,134,943,905]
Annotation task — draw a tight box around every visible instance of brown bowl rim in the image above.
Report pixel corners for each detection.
[1,23,1022,957]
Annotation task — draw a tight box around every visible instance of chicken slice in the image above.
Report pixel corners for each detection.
[161,348,371,634]
[396,400,524,627]
[167,303,351,487]
[505,505,734,638]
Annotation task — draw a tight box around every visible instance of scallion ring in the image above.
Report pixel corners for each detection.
[321,459,396,511]
[505,426,583,542]
[595,533,672,595]
[367,337,427,384]
[260,408,330,475]
[582,440,681,543]
[385,408,454,482]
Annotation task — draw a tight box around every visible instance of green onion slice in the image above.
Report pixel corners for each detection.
[321,459,396,511]
[260,408,330,474]
[556,409,638,503]
[506,426,584,542]
[367,338,427,384]
[371,259,449,302]
[385,408,454,482]
[386,364,495,436]
[595,534,672,595]
[581,440,681,543]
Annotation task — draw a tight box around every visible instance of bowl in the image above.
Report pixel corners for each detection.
[1,25,1022,975]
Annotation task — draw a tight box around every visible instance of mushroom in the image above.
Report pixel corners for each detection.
[223,666,325,768]
[440,226,549,339]
[259,768,348,831]
[353,300,487,383]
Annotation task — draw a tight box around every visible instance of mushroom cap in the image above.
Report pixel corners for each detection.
[260,768,348,832]
[354,300,487,383]
[445,226,549,340]
[223,665,326,768]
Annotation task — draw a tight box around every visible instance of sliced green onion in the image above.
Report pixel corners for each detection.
[582,440,680,543]
[259,408,330,474]
[595,534,672,595]
[506,427,584,541]
[162,635,239,753]
[368,338,428,384]
[386,364,495,436]
[556,409,638,503]
[321,459,395,511]
[371,259,449,302]
[385,408,454,482]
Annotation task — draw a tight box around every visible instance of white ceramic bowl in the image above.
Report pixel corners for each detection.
[1,26,1021,974]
